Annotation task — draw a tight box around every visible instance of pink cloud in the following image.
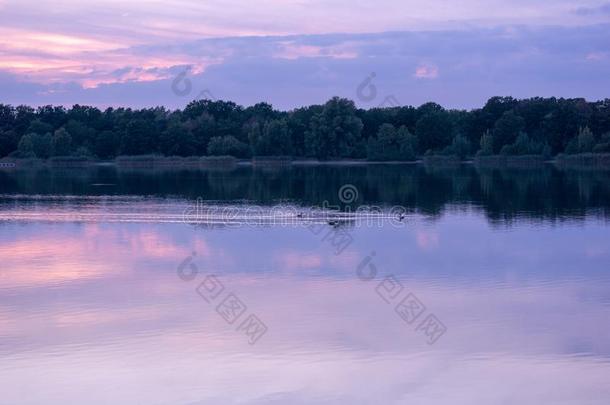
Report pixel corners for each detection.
[586,52,607,61]
[273,42,358,60]
[0,26,224,87]
[414,64,439,79]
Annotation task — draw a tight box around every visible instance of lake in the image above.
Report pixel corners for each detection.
[1,164,610,404]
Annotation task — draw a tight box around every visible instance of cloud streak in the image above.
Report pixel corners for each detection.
[1,1,610,108]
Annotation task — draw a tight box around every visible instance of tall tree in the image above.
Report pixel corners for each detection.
[305,97,363,159]
[415,110,453,153]
[492,111,525,153]
[52,128,73,156]
[0,130,18,157]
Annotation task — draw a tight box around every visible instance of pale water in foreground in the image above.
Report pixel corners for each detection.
[1,165,609,405]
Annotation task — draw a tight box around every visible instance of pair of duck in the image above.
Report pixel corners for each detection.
[296,213,406,226]
[295,212,340,226]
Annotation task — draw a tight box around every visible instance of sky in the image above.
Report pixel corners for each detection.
[0,0,610,110]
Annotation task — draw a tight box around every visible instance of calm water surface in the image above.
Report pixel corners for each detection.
[1,165,609,404]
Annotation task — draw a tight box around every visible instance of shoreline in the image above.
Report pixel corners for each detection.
[1,153,610,170]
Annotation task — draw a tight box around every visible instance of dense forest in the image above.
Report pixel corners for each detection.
[1,96,610,161]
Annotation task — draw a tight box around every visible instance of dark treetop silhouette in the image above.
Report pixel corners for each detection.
[1,96,610,160]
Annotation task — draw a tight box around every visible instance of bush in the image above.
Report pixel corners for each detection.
[441,134,470,159]
[74,146,93,157]
[52,128,73,156]
[366,124,417,161]
[479,130,494,156]
[500,144,515,156]
[577,126,595,153]
[207,136,249,158]
[565,138,579,154]
[17,133,54,158]
[592,132,610,153]
[566,126,596,154]
[498,132,544,156]
[249,119,293,156]
[542,144,553,159]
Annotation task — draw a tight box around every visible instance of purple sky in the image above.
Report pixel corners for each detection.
[1,0,610,109]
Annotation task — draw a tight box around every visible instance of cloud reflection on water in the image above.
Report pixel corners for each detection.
[1,211,609,403]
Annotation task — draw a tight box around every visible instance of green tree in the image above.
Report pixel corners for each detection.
[207,136,249,157]
[305,97,363,159]
[186,113,215,155]
[160,121,196,156]
[500,132,543,155]
[478,130,494,155]
[32,133,54,158]
[74,146,93,157]
[415,110,453,153]
[17,133,36,158]
[398,126,418,161]
[0,104,15,131]
[14,106,35,135]
[251,119,293,156]
[183,99,244,150]
[513,132,529,155]
[442,134,470,159]
[52,128,73,156]
[0,130,18,157]
[593,132,610,153]
[26,120,53,136]
[17,132,53,158]
[1,96,610,160]
[492,111,525,153]
[566,126,596,154]
[540,99,586,154]
[120,119,157,155]
[367,123,398,161]
[577,126,595,153]
[542,144,552,159]
[367,124,419,161]
[366,137,382,160]
[287,105,322,156]
[36,105,67,129]
[482,96,518,128]
[263,119,293,155]
[65,120,96,149]
[247,121,265,155]
[565,138,578,154]
[94,130,119,159]
[416,102,444,117]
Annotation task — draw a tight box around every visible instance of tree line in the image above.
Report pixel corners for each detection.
[1,96,610,160]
